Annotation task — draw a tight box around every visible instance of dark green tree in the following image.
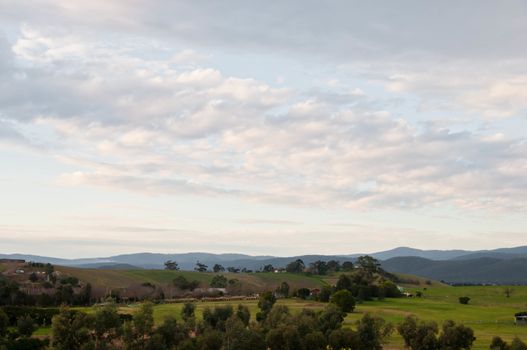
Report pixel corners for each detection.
[285,259,305,273]
[438,320,475,350]
[195,261,208,272]
[164,260,179,270]
[330,290,356,313]
[213,264,225,273]
[356,313,393,350]
[210,275,228,288]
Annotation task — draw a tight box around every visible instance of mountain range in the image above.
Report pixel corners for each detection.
[2,245,527,284]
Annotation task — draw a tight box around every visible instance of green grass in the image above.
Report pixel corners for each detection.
[345,285,527,350]
[32,277,527,349]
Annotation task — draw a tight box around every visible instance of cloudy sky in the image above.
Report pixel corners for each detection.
[1,1,527,258]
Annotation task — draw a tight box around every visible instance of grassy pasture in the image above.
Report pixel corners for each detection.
[30,269,527,349]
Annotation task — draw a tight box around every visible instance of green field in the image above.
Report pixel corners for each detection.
[32,270,527,349]
[57,266,329,292]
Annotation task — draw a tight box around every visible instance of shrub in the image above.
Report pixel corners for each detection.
[458,296,470,305]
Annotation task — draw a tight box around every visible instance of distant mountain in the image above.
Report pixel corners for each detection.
[364,247,470,261]
[382,256,527,284]
[3,245,527,284]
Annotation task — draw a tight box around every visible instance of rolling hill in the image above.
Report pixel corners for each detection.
[381,256,527,284]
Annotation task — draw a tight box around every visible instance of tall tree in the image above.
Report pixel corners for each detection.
[194,261,208,272]
[164,260,180,270]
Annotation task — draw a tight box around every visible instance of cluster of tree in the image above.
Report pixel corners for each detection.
[397,316,476,350]
[285,258,355,275]
[0,275,92,307]
[316,273,401,304]
[490,336,527,350]
[48,294,394,350]
[0,307,49,349]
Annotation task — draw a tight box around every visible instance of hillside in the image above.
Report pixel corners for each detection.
[382,256,527,284]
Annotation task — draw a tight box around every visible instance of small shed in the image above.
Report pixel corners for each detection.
[515,312,527,325]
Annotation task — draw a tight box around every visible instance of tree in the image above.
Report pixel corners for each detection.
[335,274,352,291]
[0,308,8,338]
[17,315,36,338]
[356,313,393,350]
[458,296,470,305]
[157,316,185,349]
[438,320,475,350]
[164,260,179,270]
[341,261,354,271]
[356,256,381,277]
[510,337,527,350]
[397,315,439,350]
[330,290,356,313]
[329,328,358,350]
[210,275,228,288]
[123,302,154,349]
[91,303,122,349]
[51,307,91,350]
[197,329,223,350]
[285,259,305,273]
[227,267,240,273]
[256,291,276,321]
[317,304,345,336]
[181,303,196,322]
[195,261,208,272]
[236,304,251,326]
[262,264,275,273]
[504,287,514,298]
[326,260,341,272]
[296,288,311,300]
[309,260,328,275]
[318,285,333,302]
[29,272,38,283]
[173,275,200,291]
[276,281,290,298]
[203,305,233,331]
[213,264,225,273]
[490,336,510,350]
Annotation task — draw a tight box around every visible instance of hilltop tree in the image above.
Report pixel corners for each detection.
[309,260,328,275]
[164,260,179,270]
[195,261,208,272]
[262,264,275,273]
[213,264,225,273]
[286,259,305,273]
[326,260,341,272]
[356,256,381,277]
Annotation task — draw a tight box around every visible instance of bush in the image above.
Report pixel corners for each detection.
[458,296,470,305]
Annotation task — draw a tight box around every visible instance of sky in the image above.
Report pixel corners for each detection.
[1,0,527,258]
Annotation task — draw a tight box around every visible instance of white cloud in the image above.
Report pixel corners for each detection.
[0,25,525,214]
